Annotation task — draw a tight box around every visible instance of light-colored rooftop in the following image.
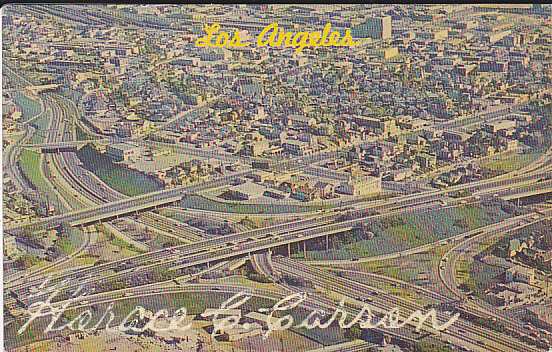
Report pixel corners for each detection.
[109,142,139,151]
[228,182,267,196]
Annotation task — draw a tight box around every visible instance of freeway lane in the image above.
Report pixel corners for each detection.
[133,212,207,242]
[4,124,36,193]
[5,81,551,235]
[9,201,437,300]
[305,340,377,352]
[5,209,338,292]
[6,159,550,236]
[323,211,552,343]
[439,211,552,323]
[5,61,552,351]
[4,170,253,234]
[272,257,541,352]
[9,175,550,301]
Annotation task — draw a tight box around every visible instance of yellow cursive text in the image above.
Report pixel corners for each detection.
[257,23,360,54]
[195,23,250,48]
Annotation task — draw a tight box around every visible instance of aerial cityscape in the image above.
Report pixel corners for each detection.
[2,4,552,352]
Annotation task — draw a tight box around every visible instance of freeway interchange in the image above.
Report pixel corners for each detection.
[6,173,552,351]
[4,64,552,352]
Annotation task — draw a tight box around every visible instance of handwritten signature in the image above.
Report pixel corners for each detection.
[18,277,459,339]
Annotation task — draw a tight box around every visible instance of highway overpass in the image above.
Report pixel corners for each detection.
[25,84,60,94]
[5,194,184,233]
[22,140,99,150]
[499,179,552,201]
[68,195,183,226]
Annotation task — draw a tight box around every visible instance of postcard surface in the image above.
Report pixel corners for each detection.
[2,4,552,352]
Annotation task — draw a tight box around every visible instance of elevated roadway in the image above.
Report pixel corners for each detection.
[272,256,541,352]
[21,140,99,150]
[25,83,59,94]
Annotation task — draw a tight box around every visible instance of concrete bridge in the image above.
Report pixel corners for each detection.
[5,194,184,234]
[22,140,98,152]
[501,180,552,201]
[25,84,60,94]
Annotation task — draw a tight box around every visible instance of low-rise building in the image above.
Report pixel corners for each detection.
[418,29,448,40]
[374,47,399,59]
[313,181,336,197]
[227,182,266,201]
[281,139,313,156]
[505,265,536,285]
[415,153,437,169]
[106,143,141,162]
[291,186,319,201]
[442,130,472,142]
[4,234,19,258]
[352,116,397,135]
[336,175,381,196]
[383,168,413,181]
[486,30,512,44]
[485,120,516,133]
[287,114,316,128]
[480,61,508,73]
[456,20,479,30]
[264,189,288,200]
[250,171,274,183]
[242,140,270,156]
[525,304,552,328]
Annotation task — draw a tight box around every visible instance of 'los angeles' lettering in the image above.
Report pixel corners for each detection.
[195,23,360,54]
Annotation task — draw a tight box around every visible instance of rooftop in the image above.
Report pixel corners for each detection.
[109,142,139,151]
[288,114,314,122]
[228,181,267,196]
